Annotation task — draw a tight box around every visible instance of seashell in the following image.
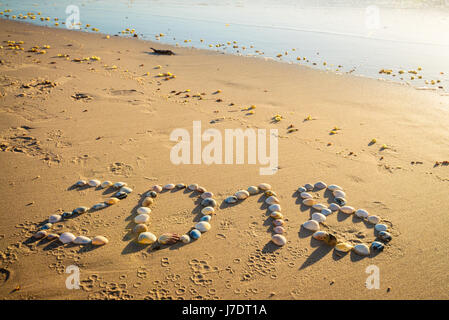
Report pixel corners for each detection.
[200,215,211,222]
[371,241,384,252]
[297,187,307,193]
[142,197,154,207]
[312,203,327,211]
[152,185,163,193]
[334,197,346,206]
[304,183,314,191]
[164,183,175,190]
[197,186,207,193]
[190,229,201,240]
[34,230,47,239]
[120,186,133,194]
[355,209,369,219]
[106,197,120,205]
[335,242,353,253]
[265,196,280,205]
[321,208,332,216]
[61,212,73,219]
[147,191,158,198]
[327,184,343,191]
[225,196,238,204]
[312,231,329,241]
[311,212,326,223]
[195,221,211,233]
[49,214,61,223]
[73,236,92,245]
[353,244,370,256]
[270,211,283,220]
[180,234,191,243]
[188,184,198,191]
[113,191,128,200]
[40,223,52,230]
[133,224,148,234]
[47,233,59,240]
[137,207,151,215]
[59,232,76,244]
[201,206,215,215]
[273,219,285,227]
[75,180,87,187]
[88,179,101,187]
[329,203,340,211]
[134,214,150,224]
[340,206,355,214]
[235,190,250,200]
[333,190,346,198]
[273,226,285,234]
[302,198,316,206]
[258,183,271,191]
[73,206,89,214]
[100,181,113,189]
[158,233,181,245]
[303,220,320,231]
[271,234,287,246]
[92,236,108,246]
[374,224,388,232]
[176,183,186,189]
[264,190,277,197]
[314,181,327,190]
[377,231,392,243]
[300,192,313,199]
[324,233,337,246]
[201,198,217,207]
[247,186,259,195]
[268,204,281,212]
[201,192,214,199]
[92,202,107,210]
[367,215,381,224]
[113,182,127,189]
[137,232,157,244]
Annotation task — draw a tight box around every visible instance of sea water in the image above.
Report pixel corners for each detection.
[1,0,448,90]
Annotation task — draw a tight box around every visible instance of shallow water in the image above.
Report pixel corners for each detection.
[1,0,448,90]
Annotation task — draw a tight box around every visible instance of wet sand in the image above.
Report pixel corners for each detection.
[0,19,448,300]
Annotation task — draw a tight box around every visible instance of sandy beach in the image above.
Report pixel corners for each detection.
[0,18,448,300]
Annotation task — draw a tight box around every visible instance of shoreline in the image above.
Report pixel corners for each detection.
[1,18,449,300]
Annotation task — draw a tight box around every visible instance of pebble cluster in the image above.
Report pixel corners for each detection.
[134,183,215,246]
[299,181,392,256]
[225,183,287,247]
[32,179,131,246]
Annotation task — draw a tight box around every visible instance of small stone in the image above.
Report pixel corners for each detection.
[47,233,59,240]
[73,236,92,245]
[201,198,217,207]
[137,232,157,244]
[270,211,283,220]
[137,207,151,215]
[88,179,101,187]
[73,206,89,214]
[180,234,191,243]
[304,183,314,191]
[225,196,238,204]
[201,206,215,215]
[355,209,369,219]
[176,183,186,189]
[353,243,370,256]
[163,183,175,190]
[195,221,211,232]
[334,197,346,206]
[152,185,163,193]
[113,182,127,189]
[92,236,108,245]
[367,215,381,224]
[40,223,52,230]
[247,186,259,195]
[312,231,329,241]
[314,181,327,190]
[311,212,326,223]
[297,187,307,193]
[188,184,198,191]
[134,213,150,224]
[190,229,201,240]
[75,180,87,187]
[340,206,355,214]
[303,220,320,231]
[329,203,340,211]
[147,191,158,198]
[371,241,384,252]
[106,197,120,205]
[92,202,107,210]
[133,224,148,234]
[377,231,392,242]
[258,183,271,191]
[59,232,76,244]
[49,214,62,223]
[268,204,281,212]
[142,197,154,207]
[333,190,346,198]
[335,242,353,253]
[273,226,285,234]
[273,219,285,226]
[300,192,313,199]
[375,223,388,232]
[34,230,47,239]
[312,203,327,211]
[201,192,214,199]
[271,234,287,246]
[265,196,280,205]
[327,184,343,191]
[235,190,250,200]
[100,181,113,189]
[120,186,133,194]
[321,208,332,216]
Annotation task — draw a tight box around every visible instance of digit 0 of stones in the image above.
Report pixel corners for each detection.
[298,181,392,256]
[224,183,287,247]
[32,179,132,246]
[133,183,215,245]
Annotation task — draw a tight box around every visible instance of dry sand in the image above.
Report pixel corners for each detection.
[0,19,448,300]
